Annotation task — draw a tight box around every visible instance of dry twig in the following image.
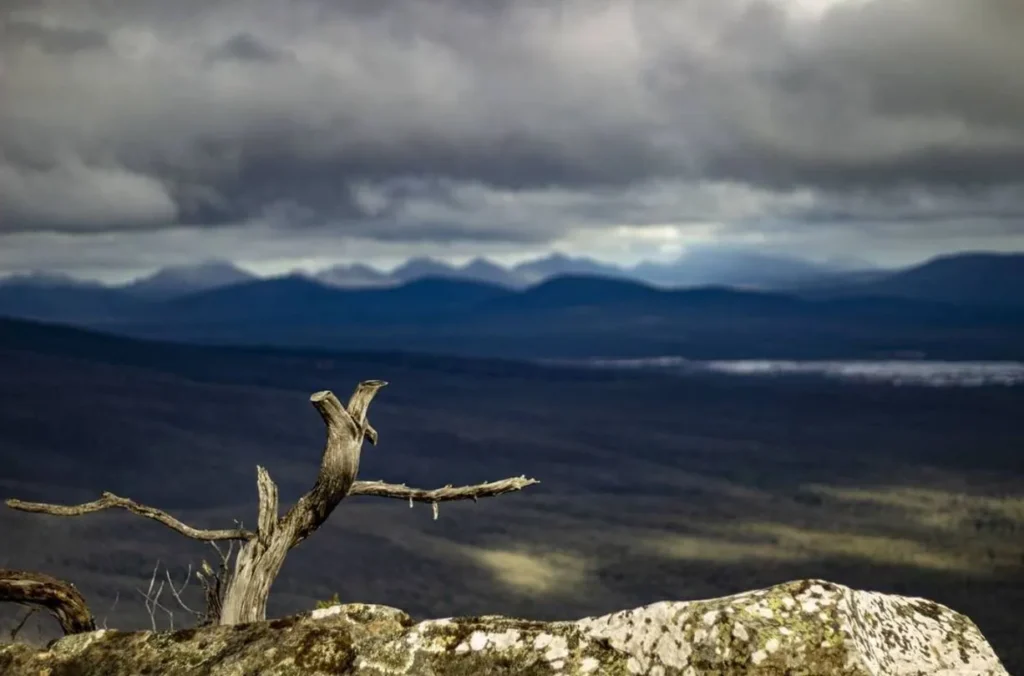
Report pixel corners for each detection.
[8,607,36,642]
[99,591,119,630]
[136,560,176,631]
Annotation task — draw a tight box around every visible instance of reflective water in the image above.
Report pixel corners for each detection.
[573,357,1024,387]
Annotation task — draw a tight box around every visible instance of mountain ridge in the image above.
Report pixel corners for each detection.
[4,250,1020,305]
[1,253,1022,354]
[123,260,257,299]
[0,248,877,296]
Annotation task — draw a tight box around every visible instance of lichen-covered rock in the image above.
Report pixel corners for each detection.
[0,579,1007,675]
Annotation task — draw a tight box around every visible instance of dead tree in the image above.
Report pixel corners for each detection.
[6,381,539,626]
[0,569,96,635]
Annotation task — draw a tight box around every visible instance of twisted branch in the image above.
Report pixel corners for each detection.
[0,569,95,635]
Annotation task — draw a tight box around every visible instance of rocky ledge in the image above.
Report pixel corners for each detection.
[0,579,1007,675]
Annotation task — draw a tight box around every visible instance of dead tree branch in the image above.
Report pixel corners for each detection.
[136,561,175,631]
[216,383,390,624]
[8,607,36,642]
[99,591,119,630]
[0,569,95,635]
[5,494,254,542]
[350,476,540,520]
[5,380,540,627]
[195,540,235,626]
[165,564,201,619]
[349,476,540,503]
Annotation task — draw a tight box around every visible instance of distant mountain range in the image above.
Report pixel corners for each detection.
[0,251,1021,361]
[0,260,258,303]
[2,249,1019,303]
[814,252,1024,308]
[315,248,871,291]
[0,247,883,298]
[308,253,629,290]
[123,260,258,299]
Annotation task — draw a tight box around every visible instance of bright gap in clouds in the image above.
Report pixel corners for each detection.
[778,0,868,19]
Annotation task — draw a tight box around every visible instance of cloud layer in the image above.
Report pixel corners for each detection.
[2,0,1023,272]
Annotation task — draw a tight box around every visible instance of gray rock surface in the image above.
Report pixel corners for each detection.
[0,579,1008,675]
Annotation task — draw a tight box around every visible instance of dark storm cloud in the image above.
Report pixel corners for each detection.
[3,18,109,54]
[683,0,1024,192]
[206,32,294,64]
[1,0,1022,248]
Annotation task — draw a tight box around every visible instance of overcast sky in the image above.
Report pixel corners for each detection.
[1,0,1022,281]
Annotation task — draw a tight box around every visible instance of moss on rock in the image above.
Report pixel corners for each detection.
[0,579,1009,675]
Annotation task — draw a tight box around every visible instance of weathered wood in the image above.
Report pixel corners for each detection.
[195,542,235,626]
[0,569,96,635]
[217,382,387,625]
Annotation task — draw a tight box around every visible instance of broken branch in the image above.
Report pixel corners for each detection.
[196,540,235,626]
[0,569,96,635]
[255,466,279,547]
[348,476,540,503]
[8,607,36,642]
[282,382,388,547]
[5,493,255,542]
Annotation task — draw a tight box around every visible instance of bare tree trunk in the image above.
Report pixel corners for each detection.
[216,467,289,625]
[6,380,539,627]
[217,384,382,624]
[0,569,96,635]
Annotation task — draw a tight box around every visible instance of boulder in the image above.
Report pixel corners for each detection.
[0,579,1007,675]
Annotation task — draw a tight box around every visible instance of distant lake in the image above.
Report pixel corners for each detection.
[565,357,1024,387]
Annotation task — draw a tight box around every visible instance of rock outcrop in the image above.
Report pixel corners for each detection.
[0,579,1007,675]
